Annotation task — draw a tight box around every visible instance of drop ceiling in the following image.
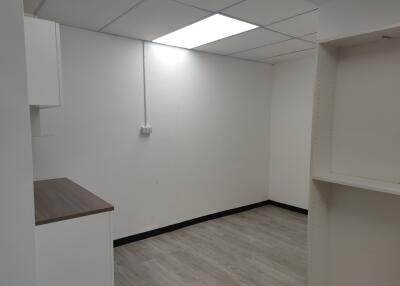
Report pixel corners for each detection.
[24,0,319,63]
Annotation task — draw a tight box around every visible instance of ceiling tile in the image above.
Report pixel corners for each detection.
[37,0,142,30]
[308,0,331,5]
[223,0,317,26]
[175,0,240,12]
[267,10,318,37]
[301,32,317,43]
[103,0,210,41]
[262,48,315,63]
[24,0,43,14]
[233,38,314,60]
[196,28,289,55]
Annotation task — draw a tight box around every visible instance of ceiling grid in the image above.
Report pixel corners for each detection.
[25,0,318,63]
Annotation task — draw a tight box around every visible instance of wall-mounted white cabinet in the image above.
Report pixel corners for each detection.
[308,26,400,286]
[24,17,63,107]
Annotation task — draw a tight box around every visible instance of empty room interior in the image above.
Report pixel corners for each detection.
[2,0,400,285]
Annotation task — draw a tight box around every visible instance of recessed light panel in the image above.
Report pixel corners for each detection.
[153,14,258,49]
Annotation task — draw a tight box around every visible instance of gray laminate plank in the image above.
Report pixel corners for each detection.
[115,206,307,286]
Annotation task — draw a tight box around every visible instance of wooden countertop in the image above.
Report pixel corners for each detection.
[34,178,114,226]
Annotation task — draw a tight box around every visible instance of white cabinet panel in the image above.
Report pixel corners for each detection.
[35,213,114,286]
[24,17,63,107]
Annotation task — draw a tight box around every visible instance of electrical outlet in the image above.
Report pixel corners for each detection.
[140,125,152,136]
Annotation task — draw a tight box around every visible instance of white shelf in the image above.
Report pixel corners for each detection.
[312,172,400,196]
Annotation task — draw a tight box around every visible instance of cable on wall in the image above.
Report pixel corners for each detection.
[140,41,152,136]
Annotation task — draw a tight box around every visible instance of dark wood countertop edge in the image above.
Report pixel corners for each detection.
[34,178,114,226]
[36,205,114,226]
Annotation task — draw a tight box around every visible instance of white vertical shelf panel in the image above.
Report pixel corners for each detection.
[307,44,336,286]
[307,180,331,286]
[311,44,338,174]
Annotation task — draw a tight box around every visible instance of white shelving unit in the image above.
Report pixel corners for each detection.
[308,25,400,286]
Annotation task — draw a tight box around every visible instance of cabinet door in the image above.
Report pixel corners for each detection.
[35,213,114,286]
[24,17,62,107]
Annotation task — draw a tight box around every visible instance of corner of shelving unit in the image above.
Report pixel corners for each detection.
[308,23,400,286]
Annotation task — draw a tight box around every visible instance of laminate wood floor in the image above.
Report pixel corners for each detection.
[115,206,307,286]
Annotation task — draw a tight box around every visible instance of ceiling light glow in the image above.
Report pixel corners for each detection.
[153,14,258,49]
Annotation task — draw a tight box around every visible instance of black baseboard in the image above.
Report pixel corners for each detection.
[114,199,307,248]
[114,200,269,247]
[268,200,308,215]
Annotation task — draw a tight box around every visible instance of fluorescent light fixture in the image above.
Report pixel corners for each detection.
[153,14,258,49]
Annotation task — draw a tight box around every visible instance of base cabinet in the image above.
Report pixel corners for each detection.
[35,212,114,286]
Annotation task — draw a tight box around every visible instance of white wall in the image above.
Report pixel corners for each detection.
[0,0,36,285]
[319,0,400,41]
[33,26,272,239]
[269,55,316,209]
